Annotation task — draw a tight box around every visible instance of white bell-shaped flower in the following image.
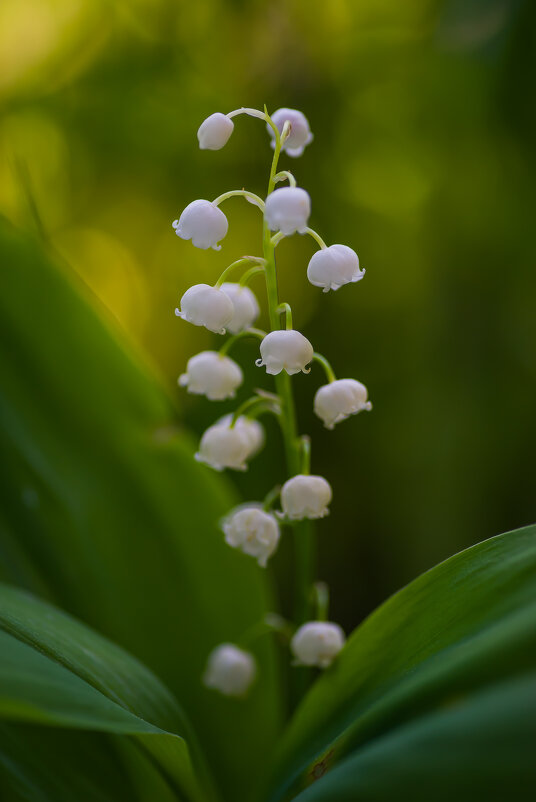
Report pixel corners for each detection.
[196,416,264,471]
[179,351,243,400]
[264,187,311,235]
[280,474,332,520]
[220,283,260,334]
[197,113,234,150]
[314,379,372,429]
[222,505,280,567]
[268,108,313,158]
[172,200,228,250]
[256,330,313,376]
[203,644,256,697]
[291,621,345,668]
[307,244,365,292]
[216,415,265,456]
[176,284,234,334]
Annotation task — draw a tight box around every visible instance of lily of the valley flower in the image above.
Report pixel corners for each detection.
[179,351,243,400]
[256,330,313,376]
[268,108,313,158]
[176,284,234,334]
[307,244,364,292]
[203,644,256,696]
[314,379,372,429]
[222,505,280,567]
[195,416,264,471]
[291,621,345,668]
[220,283,260,333]
[173,200,228,250]
[280,474,332,520]
[197,113,234,150]
[264,187,311,235]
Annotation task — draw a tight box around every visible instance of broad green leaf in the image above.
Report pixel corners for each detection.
[268,524,536,800]
[0,218,281,799]
[291,673,536,801]
[0,584,209,801]
[0,724,137,802]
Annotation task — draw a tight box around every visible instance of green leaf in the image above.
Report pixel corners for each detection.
[0,584,208,801]
[0,724,138,802]
[291,673,536,801]
[0,218,281,799]
[268,524,536,800]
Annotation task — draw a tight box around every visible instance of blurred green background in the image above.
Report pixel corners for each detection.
[1,0,535,635]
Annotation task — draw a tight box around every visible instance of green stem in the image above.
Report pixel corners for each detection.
[212,189,265,210]
[263,113,315,644]
[214,257,263,288]
[304,227,328,250]
[276,302,293,330]
[313,352,337,383]
[239,264,265,287]
[300,435,311,475]
[313,582,330,621]
[231,396,280,426]
[219,328,266,357]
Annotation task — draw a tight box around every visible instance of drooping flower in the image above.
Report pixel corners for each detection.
[256,330,313,376]
[222,505,280,567]
[267,108,313,158]
[195,416,264,471]
[264,187,311,235]
[291,621,345,668]
[175,284,234,334]
[203,644,256,697]
[314,379,372,429]
[220,283,260,333]
[179,351,243,400]
[172,200,228,250]
[197,113,234,150]
[307,244,365,292]
[280,474,332,520]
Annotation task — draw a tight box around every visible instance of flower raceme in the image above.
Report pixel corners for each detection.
[173,105,369,689]
[203,644,256,697]
[222,505,280,567]
[179,351,243,401]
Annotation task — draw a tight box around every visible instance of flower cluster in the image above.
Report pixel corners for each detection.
[173,107,372,697]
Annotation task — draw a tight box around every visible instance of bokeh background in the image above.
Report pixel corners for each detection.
[1,0,535,634]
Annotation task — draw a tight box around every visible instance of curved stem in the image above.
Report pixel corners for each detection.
[274,170,297,188]
[212,189,265,210]
[304,227,328,250]
[231,395,280,426]
[271,231,286,248]
[313,352,337,383]
[276,302,293,330]
[226,107,267,120]
[263,484,281,512]
[239,264,265,287]
[214,257,264,288]
[219,328,266,357]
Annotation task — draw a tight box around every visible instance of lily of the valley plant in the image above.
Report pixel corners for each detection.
[174,105,369,695]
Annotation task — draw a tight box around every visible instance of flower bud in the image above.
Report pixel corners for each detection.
[179,351,243,400]
[220,283,260,334]
[203,644,256,697]
[256,330,313,376]
[197,113,234,150]
[314,379,372,429]
[195,416,264,471]
[222,505,280,567]
[264,187,311,235]
[291,621,345,668]
[280,474,332,520]
[268,108,313,158]
[176,284,234,334]
[307,244,365,293]
[172,200,228,250]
